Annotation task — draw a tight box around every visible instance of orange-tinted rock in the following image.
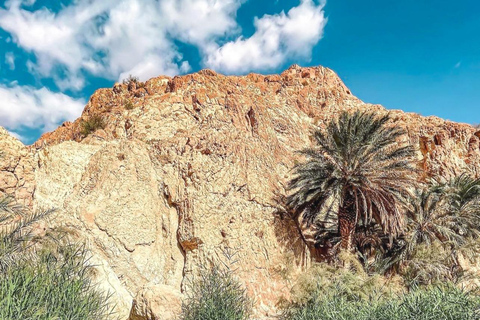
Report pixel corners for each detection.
[2,65,480,319]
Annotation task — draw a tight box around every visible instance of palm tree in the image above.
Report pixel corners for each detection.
[286,110,417,253]
[374,175,480,284]
[403,174,480,251]
[441,173,480,238]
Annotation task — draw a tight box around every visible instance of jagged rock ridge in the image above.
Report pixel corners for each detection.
[1,65,480,319]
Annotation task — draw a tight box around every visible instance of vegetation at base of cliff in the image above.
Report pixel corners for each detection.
[179,265,251,320]
[279,110,480,318]
[281,278,480,320]
[0,196,113,320]
[80,114,106,136]
[279,264,480,320]
[286,110,480,284]
[0,244,113,320]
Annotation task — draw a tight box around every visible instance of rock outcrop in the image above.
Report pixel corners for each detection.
[1,65,480,319]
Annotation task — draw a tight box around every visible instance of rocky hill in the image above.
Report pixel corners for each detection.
[1,65,480,319]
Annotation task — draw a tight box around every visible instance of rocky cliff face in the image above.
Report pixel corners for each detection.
[1,65,480,319]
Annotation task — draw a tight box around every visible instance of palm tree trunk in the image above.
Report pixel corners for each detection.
[338,191,356,252]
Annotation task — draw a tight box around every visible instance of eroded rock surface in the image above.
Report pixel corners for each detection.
[2,65,480,319]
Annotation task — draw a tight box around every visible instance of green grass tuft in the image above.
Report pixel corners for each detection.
[180,265,252,320]
[80,114,105,136]
[0,243,114,320]
[124,99,134,110]
[280,265,480,320]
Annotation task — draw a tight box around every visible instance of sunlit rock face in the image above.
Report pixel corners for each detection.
[2,65,479,319]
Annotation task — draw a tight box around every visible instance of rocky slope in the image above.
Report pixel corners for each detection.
[1,65,480,319]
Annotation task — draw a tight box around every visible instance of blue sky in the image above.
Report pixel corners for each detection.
[0,0,479,144]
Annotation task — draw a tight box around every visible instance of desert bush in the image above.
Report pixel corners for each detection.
[124,99,134,110]
[80,114,105,136]
[0,243,113,320]
[123,75,145,88]
[280,265,480,320]
[280,263,403,310]
[122,74,139,85]
[0,196,114,319]
[180,265,251,320]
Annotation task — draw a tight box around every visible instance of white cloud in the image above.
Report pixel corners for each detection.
[160,0,244,47]
[205,0,327,74]
[4,52,15,70]
[91,0,189,83]
[0,84,85,132]
[0,0,327,87]
[0,0,248,90]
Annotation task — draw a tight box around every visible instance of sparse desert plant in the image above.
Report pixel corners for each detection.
[180,265,251,320]
[122,74,139,85]
[123,74,145,89]
[124,99,134,110]
[80,114,105,136]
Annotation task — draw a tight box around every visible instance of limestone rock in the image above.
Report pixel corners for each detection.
[129,283,182,320]
[0,127,35,206]
[1,65,480,319]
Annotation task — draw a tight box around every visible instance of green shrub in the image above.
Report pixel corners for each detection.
[122,74,139,85]
[80,114,105,136]
[124,99,134,110]
[283,286,480,320]
[281,263,403,309]
[280,266,480,320]
[180,265,251,320]
[0,243,114,320]
[0,196,114,320]
[0,196,53,271]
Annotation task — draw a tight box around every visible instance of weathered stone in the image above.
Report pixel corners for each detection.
[1,65,480,319]
[129,283,182,320]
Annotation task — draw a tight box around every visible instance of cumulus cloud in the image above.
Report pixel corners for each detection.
[0,0,249,89]
[160,0,244,47]
[205,0,327,74]
[0,0,183,88]
[0,84,85,132]
[0,0,327,86]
